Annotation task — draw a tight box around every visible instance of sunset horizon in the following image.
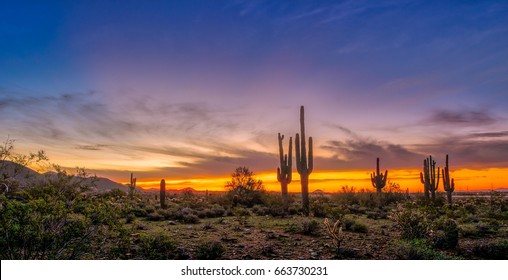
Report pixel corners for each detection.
[2,0,508,263]
[2,1,508,194]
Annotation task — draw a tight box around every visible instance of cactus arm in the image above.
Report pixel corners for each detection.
[278,133,284,167]
[300,109,307,171]
[288,136,293,167]
[295,133,301,174]
[308,137,313,174]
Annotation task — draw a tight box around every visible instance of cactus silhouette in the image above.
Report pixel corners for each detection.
[370,158,388,194]
[442,154,455,205]
[420,155,440,200]
[277,133,292,213]
[295,106,313,216]
[160,179,166,208]
[129,172,136,199]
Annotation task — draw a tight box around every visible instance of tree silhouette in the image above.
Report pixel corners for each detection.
[225,166,265,207]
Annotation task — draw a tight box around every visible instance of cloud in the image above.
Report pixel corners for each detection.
[414,137,508,169]
[0,91,140,143]
[425,109,498,126]
[319,124,423,169]
[468,131,508,138]
[76,144,109,151]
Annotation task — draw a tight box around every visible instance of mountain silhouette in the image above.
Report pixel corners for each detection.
[0,160,127,192]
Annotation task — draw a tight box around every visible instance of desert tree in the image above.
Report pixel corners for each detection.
[225,166,265,207]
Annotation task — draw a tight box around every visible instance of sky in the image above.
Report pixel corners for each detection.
[1,0,508,192]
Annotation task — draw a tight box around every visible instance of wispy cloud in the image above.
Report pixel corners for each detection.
[319,124,423,169]
[468,131,508,138]
[425,109,498,126]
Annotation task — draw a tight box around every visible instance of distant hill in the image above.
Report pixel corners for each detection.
[143,187,199,193]
[0,160,40,181]
[0,160,128,192]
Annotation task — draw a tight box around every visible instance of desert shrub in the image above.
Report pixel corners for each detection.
[459,224,480,238]
[181,207,195,216]
[366,209,388,220]
[472,239,508,259]
[210,204,225,217]
[327,205,348,220]
[349,221,368,233]
[194,240,225,260]
[146,212,164,221]
[144,205,156,214]
[196,210,207,219]
[333,186,358,205]
[0,188,124,259]
[288,205,302,215]
[131,207,148,217]
[202,222,214,230]
[268,205,287,217]
[182,214,200,224]
[157,209,172,220]
[356,192,378,208]
[299,219,321,236]
[252,204,269,216]
[233,207,251,225]
[476,222,498,236]
[347,204,367,215]
[138,232,178,259]
[394,239,456,260]
[429,218,458,249]
[102,188,126,199]
[311,202,328,218]
[125,213,136,224]
[342,217,355,231]
[225,207,234,216]
[460,222,497,238]
[390,203,429,239]
[107,227,134,259]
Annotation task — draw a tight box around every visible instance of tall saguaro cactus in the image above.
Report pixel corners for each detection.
[295,106,313,216]
[371,158,388,194]
[420,155,440,200]
[277,133,292,213]
[160,179,166,208]
[129,172,137,199]
[442,154,455,205]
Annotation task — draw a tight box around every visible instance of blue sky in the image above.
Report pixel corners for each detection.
[1,0,508,185]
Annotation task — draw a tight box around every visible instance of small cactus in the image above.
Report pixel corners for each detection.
[160,179,166,208]
[420,155,440,200]
[277,133,292,213]
[324,218,344,255]
[442,154,455,205]
[295,106,313,216]
[370,158,388,194]
[232,194,239,207]
[129,172,136,199]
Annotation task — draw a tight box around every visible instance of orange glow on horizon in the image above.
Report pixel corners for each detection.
[121,168,508,193]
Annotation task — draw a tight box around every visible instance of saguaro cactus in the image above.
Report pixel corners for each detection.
[420,155,440,200]
[277,133,292,213]
[370,157,388,194]
[129,172,136,199]
[442,154,455,205]
[295,106,313,216]
[160,179,166,208]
